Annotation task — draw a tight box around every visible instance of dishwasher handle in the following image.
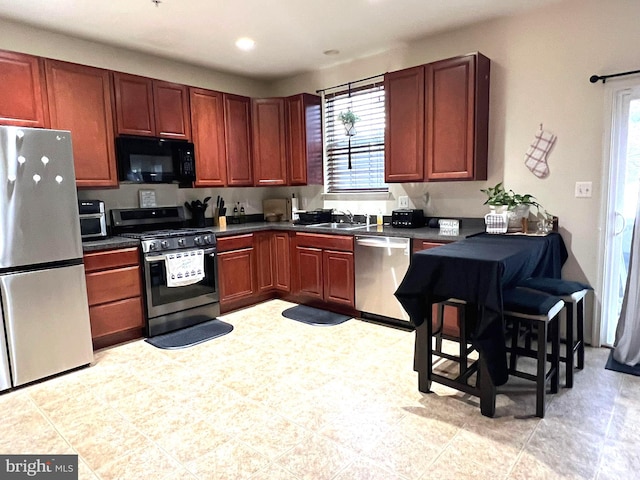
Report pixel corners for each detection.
[355,236,410,249]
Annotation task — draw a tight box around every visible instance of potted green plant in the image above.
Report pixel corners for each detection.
[480,182,513,212]
[481,183,544,232]
[338,110,359,136]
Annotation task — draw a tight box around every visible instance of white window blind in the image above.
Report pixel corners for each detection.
[324,81,386,192]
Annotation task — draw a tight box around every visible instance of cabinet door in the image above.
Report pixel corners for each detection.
[113,72,155,136]
[296,246,323,299]
[0,50,48,128]
[286,93,323,185]
[425,54,489,181]
[254,231,275,293]
[218,248,255,303]
[323,250,354,307]
[153,80,191,140]
[252,98,287,186]
[384,66,425,182]
[273,232,291,292]
[190,87,227,187]
[223,93,253,186]
[45,60,118,188]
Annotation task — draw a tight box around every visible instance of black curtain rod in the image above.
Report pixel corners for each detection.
[590,68,640,84]
[316,73,386,94]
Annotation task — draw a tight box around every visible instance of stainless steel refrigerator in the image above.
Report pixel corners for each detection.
[0,126,93,392]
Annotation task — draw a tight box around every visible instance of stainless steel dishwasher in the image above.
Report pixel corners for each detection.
[355,235,411,324]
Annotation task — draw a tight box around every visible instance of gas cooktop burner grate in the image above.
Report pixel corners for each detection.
[120,228,216,240]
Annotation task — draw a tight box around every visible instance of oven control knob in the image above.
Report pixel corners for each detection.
[194,236,203,245]
[204,235,212,244]
[178,238,186,246]
[148,242,157,251]
[161,240,170,249]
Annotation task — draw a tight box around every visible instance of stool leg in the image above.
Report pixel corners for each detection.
[435,303,444,354]
[577,297,585,370]
[536,321,548,418]
[565,303,574,388]
[551,315,560,394]
[458,305,468,375]
[509,318,520,372]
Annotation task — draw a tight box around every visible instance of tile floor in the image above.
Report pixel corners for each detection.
[1,299,639,479]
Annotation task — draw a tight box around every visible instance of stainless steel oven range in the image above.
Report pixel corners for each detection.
[111,207,219,337]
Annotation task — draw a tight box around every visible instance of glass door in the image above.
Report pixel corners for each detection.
[601,85,640,346]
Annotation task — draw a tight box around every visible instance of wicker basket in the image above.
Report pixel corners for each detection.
[484,212,508,234]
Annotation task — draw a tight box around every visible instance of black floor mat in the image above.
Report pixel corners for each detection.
[605,349,640,377]
[145,319,233,349]
[281,305,351,326]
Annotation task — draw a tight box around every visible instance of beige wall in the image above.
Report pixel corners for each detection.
[272,0,640,327]
[0,18,269,97]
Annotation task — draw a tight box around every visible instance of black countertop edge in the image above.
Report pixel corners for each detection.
[82,219,486,252]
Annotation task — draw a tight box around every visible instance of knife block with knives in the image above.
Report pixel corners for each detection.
[215,196,227,227]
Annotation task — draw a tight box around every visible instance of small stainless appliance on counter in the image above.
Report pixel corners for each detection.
[111,207,219,337]
[79,199,107,240]
[0,126,94,392]
[354,235,412,325]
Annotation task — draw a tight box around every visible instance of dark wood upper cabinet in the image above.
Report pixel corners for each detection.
[113,72,190,139]
[113,72,155,136]
[286,93,323,186]
[44,60,118,188]
[384,66,425,183]
[385,52,490,182]
[252,98,287,186]
[190,87,227,187]
[425,53,489,181]
[153,80,191,140]
[223,93,253,186]
[0,50,49,128]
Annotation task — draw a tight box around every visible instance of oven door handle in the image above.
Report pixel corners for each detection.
[145,248,216,262]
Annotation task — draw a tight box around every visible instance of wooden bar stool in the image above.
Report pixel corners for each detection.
[503,288,563,418]
[432,299,475,377]
[517,277,590,388]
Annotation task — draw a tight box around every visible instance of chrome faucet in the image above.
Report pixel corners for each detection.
[333,209,355,224]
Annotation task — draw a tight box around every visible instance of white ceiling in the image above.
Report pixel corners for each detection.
[0,0,561,80]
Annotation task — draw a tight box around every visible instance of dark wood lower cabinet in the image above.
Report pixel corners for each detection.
[296,246,323,299]
[292,233,355,309]
[323,250,354,306]
[218,248,255,305]
[83,247,144,350]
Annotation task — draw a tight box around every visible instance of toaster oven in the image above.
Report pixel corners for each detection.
[79,200,107,240]
[391,209,425,228]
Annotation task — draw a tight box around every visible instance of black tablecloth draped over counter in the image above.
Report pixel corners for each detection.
[394,233,568,386]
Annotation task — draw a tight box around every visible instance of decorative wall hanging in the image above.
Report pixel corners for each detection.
[524,124,556,178]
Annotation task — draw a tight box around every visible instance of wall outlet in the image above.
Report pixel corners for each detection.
[575,181,593,198]
[398,195,409,208]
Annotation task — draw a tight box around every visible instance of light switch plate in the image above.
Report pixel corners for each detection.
[398,195,409,208]
[575,181,593,198]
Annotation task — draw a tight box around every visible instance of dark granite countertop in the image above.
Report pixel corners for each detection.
[82,236,141,252]
[82,219,485,252]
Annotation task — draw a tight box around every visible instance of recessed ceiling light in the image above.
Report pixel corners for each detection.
[323,49,340,56]
[235,37,256,51]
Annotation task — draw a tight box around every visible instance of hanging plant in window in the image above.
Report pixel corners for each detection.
[338,110,360,137]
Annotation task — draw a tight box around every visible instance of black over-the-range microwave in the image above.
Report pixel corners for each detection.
[116,136,196,185]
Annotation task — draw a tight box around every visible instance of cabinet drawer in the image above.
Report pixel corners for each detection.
[86,265,142,305]
[217,234,254,252]
[84,247,140,272]
[89,296,144,338]
[295,232,354,251]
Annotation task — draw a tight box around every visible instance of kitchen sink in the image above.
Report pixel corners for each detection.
[307,222,369,231]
